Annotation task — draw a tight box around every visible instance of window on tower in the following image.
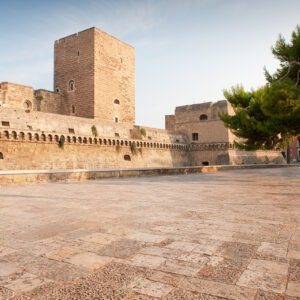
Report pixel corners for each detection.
[200,114,208,121]
[69,80,75,91]
[192,133,198,141]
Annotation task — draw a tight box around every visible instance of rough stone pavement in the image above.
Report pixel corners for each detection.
[0,168,300,299]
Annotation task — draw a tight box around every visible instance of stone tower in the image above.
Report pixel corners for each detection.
[54,27,135,124]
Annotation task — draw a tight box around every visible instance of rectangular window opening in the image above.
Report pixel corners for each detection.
[1,121,10,127]
[192,133,198,141]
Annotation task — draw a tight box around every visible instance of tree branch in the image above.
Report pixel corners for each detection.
[278,60,300,84]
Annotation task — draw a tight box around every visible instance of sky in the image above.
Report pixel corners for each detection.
[0,0,299,128]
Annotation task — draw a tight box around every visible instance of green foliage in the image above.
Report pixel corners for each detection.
[220,25,300,151]
[130,141,138,155]
[35,95,43,101]
[220,85,286,150]
[58,135,65,149]
[91,125,98,137]
[140,128,146,137]
[116,144,121,152]
[27,125,33,130]
[265,25,300,84]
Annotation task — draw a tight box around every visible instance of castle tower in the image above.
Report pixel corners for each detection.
[54,27,135,124]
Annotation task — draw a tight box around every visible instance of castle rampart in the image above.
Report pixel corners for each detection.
[0,27,286,171]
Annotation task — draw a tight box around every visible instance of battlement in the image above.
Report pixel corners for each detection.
[55,27,134,48]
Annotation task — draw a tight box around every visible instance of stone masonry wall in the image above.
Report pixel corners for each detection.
[53,27,135,124]
[94,28,135,124]
[0,108,185,143]
[0,82,34,110]
[165,115,175,131]
[0,136,189,170]
[34,90,64,114]
[171,100,234,144]
[54,28,95,118]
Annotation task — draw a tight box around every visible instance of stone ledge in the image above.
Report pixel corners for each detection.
[0,164,299,185]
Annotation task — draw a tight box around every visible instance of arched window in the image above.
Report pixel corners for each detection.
[114,99,120,105]
[0,152,3,159]
[69,80,75,91]
[124,155,131,161]
[200,114,208,121]
[23,100,32,111]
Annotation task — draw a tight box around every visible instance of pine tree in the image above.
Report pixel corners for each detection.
[220,25,300,160]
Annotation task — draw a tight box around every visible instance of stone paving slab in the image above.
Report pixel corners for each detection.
[0,167,299,299]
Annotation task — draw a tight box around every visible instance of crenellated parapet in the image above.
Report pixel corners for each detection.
[0,129,189,151]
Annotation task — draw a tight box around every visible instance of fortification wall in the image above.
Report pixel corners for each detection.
[228,150,286,165]
[0,133,189,170]
[54,28,95,118]
[172,101,231,143]
[0,82,34,110]
[0,108,186,144]
[175,119,231,144]
[34,90,64,114]
[165,115,175,131]
[94,27,135,124]
[188,143,285,166]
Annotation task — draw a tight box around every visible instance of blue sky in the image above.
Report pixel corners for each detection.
[1,0,299,128]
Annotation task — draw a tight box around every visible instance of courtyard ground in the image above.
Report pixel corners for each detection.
[0,167,300,299]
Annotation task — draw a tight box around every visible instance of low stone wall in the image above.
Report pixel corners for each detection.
[189,147,285,166]
[227,150,286,165]
[0,164,298,185]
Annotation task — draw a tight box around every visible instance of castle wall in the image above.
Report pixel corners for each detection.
[53,27,135,124]
[0,108,186,144]
[94,28,135,124]
[54,28,95,118]
[34,90,64,114]
[228,150,286,165]
[165,115,175,131]
[0,82,34,110]
[175,120,231,144]
[0,133,190,170]
[189,148,285,166]
[169,100,236,144]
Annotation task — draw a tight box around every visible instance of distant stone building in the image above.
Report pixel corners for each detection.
[0,27,285,170]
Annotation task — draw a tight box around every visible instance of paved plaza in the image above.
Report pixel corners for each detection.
[0,167,300,299]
